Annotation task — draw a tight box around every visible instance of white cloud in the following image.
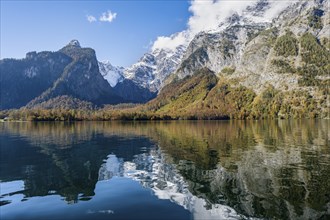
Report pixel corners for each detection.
[152,31,190,51]
[152,0,257,51]
[188,0,258,34]
[100,10,117,23]
[263,1,297,22]
[151,0,295,52]
[87,15,96,23]
[143,40,154,49]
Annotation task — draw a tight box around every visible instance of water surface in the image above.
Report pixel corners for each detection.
[0,120,329,219]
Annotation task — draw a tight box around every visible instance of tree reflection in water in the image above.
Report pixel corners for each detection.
[0,120,329,219]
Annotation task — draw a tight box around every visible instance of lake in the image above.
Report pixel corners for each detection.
[0,120,329,219]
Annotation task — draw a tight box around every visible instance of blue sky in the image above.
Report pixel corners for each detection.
[0,0,191,67]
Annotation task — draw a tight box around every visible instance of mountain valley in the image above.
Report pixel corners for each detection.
[1,0,329,119]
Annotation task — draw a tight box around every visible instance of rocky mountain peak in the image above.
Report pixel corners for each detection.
[245,0,270,16]
[67,39,81,48]
[26,51,37,59]
[98,61,125,87]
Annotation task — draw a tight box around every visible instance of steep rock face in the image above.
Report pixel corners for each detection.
[26,41,124,107]
[122,0,290,94]
[98,61,124,87]
[237,0,330,92]
[177,23,267,79]
[174,0,329,95]
[0,51,72,109]
[176,0,277,79]
[2,0,328,111]
[98,60,156,103]
[112,0,328,98]
[124,44,187,93]
[0,40,126,110]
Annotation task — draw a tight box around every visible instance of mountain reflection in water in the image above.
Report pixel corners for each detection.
[0,120,329,219]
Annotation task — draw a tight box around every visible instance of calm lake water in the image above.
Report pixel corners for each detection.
[0,120,329,220]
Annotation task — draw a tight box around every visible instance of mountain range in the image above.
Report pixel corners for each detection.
[1,0,329,118]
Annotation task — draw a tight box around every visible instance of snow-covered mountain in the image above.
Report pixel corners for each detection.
[176,0,301,79]
[2,0,327,110]
[123,43,188,93]
[143,0,329,118]
[174,0,329,93]
[98,41,188,94]
[98,61,124,87]
[98,60,157,103]
[100,0,302,95]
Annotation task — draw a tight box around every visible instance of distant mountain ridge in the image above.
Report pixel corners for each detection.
[123,44,188,93]
[0,40,154,110]
[120,0,329,96]
[101,0,328,94]
[1,0,329,116]
[98,60,156,103]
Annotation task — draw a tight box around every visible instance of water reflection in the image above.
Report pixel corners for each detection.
[0,120,329,219]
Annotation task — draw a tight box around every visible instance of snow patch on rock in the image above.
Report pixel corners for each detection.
[98,61,124,87]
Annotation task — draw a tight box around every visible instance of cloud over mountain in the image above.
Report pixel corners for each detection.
[151,0,295,51]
